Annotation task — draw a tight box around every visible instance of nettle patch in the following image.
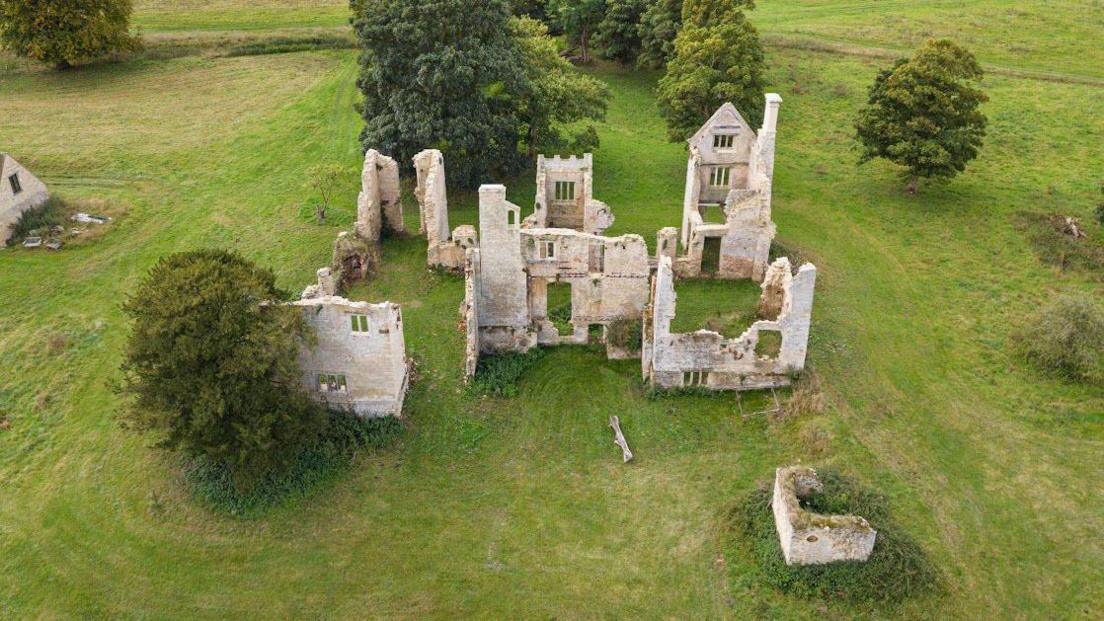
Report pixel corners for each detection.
[727,469,940,607]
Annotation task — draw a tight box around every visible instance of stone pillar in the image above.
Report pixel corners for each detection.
[317,267,337,297]
[657,227,678,263]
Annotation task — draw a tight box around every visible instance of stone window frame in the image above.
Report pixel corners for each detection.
[553,180,576,202]
[8,173,21,195]
[712,133,737,150]
[708,166,731,188]
[317,372,348,393]
[538,239,556,260]
[684,370,709,387]
[350,313,371,334]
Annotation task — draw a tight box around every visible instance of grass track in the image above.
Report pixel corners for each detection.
[0,1,1102,619]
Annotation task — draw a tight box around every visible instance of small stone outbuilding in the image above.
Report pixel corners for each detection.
[0,154,49,244]
[772,466,877,565]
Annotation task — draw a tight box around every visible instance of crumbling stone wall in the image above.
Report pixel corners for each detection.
[465,184,650,369]
[772,466,877,565]
[293,285,410,417]
[675,95,782,281]
[642,255,817,391]
[0,154,50,244]
[413,149,474,271]
[357,149,403,240]
[528,154,614,235]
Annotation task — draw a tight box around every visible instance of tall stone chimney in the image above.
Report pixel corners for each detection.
[762,93,783,135]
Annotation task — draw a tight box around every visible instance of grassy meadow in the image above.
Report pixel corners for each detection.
[1,0,1102,618]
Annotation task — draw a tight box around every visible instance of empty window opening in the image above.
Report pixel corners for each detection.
[701,237,722,275]
[318,373,348,393]
[755,331,783,358]
[684,371,708,387]
[8,174,21,195]
[709,167,731,188]
[554,181,576,201]
[713,133,736,149]
[350,314,370,333]
[507,210,517,226]
[589,242,605,272]
[539,240,556,260]
[547,282,574,336]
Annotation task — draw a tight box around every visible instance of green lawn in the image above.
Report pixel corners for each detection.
[1,1,1102,619]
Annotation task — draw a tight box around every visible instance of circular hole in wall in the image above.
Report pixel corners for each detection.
[806,535,819,543]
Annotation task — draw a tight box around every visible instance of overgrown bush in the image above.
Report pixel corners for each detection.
[730,469,940,605]
[1014,211,1104,276]
[1013,294,1104,385]
[469,348,547,397]
[6,197,66,245]
[606,317,643,353]
[184,410,402,516]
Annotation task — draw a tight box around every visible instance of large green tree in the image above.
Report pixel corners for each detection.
[548,0,607,63]
[855,39,989,194]
[637,0,682,69]
[118,250,326,488]
[353,0,529,186]
[656,0,765,140]
[594,0,648,64]
[0,0,139,69]
[514,17,610,157]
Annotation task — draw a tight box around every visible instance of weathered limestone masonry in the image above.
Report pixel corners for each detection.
[0,154,49,244]
[642,255,817,391]
[413,149,476,271]
[675,95,782,281]
[526,153,614,235]
[462,184,650,378]
[334,150,404,285]
[772,466,876,565]
[294,269,410,417]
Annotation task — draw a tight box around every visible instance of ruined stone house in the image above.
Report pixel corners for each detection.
[673,95,783,281]
[294,268,410,417]
[772,466,876,565]
[413,149,476,271]
[0,154,49,244]
[642,254,816,391]
[333,150,405,285]
[462,184,651,378]
[525,154,614,235]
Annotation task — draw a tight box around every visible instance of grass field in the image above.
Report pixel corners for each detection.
[1,1,1102,619]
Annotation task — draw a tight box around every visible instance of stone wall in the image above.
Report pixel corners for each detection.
[291,292,409,417]
[642,255,817,391]
[414,149,472,271]
[771,466,877,565]
[529,154,613,235]
[0,154,50,244]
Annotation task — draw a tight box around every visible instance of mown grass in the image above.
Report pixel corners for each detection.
[0,1,1101,618]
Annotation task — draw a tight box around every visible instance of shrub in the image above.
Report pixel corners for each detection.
[1014,212,1104,276]
[0,0,140,69]
[606,317,643,353]
[184,410,401,516]
[1013,294,1104,385]
[6,197,66,245]
[730,469,940,605]
[469,348,547,397]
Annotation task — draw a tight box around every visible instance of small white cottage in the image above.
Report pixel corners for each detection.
[0,154,50,244]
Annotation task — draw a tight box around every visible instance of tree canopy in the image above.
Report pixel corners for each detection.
[118,250,326,488]
[548,0,608,63]
[855,39,989,193]
[637,0,682,69]
[594,0,649,63]
[656,0,765,140]
[0,0,139,69]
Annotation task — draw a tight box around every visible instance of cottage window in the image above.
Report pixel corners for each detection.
[709,167,731,188]
[318,373,348,393]
[8,174,21,195]
[350,314,370,333]
[554,181,576,201]
[713,133,736,149]
[507,210,516,226]
[539,240,556,259]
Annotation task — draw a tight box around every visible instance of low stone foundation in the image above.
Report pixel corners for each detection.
[771,466,876,565]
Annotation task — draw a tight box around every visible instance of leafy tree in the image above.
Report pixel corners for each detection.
[353,0,529,186]
[548,0,607,63]
[305,163,348,224]
[118,250,326,489]
[855,39,988,194]
[656,0,765,140]
[513,0,550,22]
[637,0,682,69]
[0,0,139,69]
[594,0,648,63]
[513,17,610,157]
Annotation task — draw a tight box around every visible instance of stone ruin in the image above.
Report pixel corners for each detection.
[525,153,614,235]
[1,153,50,245]
[772,466,876,565]
[332,149,405,286]
[294,267,410,417]
[413,149,477,272]
[461,184,651,378]
[642,255,816,391]
[672,95,782,281]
